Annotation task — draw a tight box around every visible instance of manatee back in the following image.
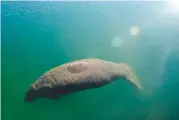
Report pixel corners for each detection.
[34,59,117,90]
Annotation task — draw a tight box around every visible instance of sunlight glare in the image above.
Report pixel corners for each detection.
[111,36,124,48]
[167,0,179,7]
[129,25,140,36]
[166,0,179,13]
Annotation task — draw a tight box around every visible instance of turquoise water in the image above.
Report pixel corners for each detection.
[2,1,179,120]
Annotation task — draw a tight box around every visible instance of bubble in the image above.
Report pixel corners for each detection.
[130,25,140,36]
[111,36,124,48]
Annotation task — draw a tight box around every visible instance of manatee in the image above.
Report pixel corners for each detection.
[24,58,142,102]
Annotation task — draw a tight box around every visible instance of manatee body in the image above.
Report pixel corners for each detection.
[24,58,141,102]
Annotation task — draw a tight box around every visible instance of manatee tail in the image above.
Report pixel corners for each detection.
[120,63,142,90]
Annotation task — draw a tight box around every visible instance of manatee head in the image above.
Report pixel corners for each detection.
[24,79,57,102]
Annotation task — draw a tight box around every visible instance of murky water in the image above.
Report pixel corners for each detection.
[2,1,179,120]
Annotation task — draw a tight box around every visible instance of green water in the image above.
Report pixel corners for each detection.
[2,1,179,120]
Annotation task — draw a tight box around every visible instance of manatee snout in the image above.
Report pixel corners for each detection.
[24,84,58,102]
[24,86,38,102]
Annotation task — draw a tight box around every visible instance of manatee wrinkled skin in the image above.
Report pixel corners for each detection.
[24,58,142,102]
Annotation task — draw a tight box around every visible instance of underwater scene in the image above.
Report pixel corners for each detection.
[2,1,179,120]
